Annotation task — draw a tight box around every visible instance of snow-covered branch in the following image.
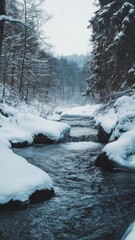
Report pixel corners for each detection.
[0,15,31,29]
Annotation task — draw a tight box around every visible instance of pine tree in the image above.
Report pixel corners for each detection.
[87,0,135,101]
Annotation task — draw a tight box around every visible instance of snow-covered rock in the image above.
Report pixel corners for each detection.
[95,108,117,134]
[95,108,117,143]
[96,95,135,170]
[97,130,135,171]
[0,141,53,206]
[17,113,71,142]
[0,111,71,146]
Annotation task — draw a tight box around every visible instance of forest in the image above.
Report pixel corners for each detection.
[1,1,135,240]
[87,0,135,102]
[0,0,89,107]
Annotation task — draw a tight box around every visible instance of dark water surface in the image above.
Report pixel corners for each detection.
[0,119,135,240]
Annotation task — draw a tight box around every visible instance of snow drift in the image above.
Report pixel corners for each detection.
[0,103,71,207]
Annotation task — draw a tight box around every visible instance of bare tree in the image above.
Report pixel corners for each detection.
[0,0,5,57]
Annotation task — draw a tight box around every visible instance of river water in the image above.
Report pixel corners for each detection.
[0,118,135,240]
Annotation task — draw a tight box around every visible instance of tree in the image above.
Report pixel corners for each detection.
[87,0,135,101]
[0,0,54,104]
[0,0,5,57]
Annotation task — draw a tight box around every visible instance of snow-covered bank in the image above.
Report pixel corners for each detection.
[0,103,71,207]
[0,106,71,146]
[95,95,135,238]
[16,113,71,143]
[95,95,135,170]
[61,104,101,119]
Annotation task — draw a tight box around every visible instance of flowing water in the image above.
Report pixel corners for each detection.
[0,118,135,240]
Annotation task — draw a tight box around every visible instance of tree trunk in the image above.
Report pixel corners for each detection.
[19,0,27,96]
[0,0,5,57]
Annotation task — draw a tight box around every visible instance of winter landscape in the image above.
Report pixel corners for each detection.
[0,0,135,240]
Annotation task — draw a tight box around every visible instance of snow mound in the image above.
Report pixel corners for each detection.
[95,95,135,137]
[110,111,135,141]
[0,103,71,205]
[0,142,53,204]
[95,108,117,134]
[103,130,135,170]
[114,95,135,114]
[0,103,17,117]
[61,104,101,119]
[0,111,71,145]
[16,113,70,142]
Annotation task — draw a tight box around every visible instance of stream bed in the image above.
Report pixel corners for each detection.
[0,118,135,239]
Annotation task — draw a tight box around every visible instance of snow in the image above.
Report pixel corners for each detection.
[122,222,135,240]
[0,141,53,204]
[0,106,71,144]
[110,111,135,141]
[103,130,135,170]
[0,103,71,205]
[114,31,125,41]
[96,95,135,170]
[128,67,135,74]
[61,104,101,119]
[98,2,115,17]
[0,15,30,28]
[95,108,117,134]
[113,2,134,17]
[114,95,135,114]
[0,103,17,117]
[47,113,61,121]
[61,141,101,151]
[95,95,135,136]
[16,113,70,142]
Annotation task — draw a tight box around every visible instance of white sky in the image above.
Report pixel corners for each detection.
[43,0,97,56]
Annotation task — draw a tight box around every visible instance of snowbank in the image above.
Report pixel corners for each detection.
[122,222,135,240]
[47,113,61,121]
[95,108,117,134]
[110,111,135,141]
[0,103,71,206]
[61,104,101,119]
[96,95,135,170]
[95,95,135,136]
[16,113,71,142]
[95,95,135,144]
[103,130,135,170]
[0,110,71,146]
[0,142,53,204]
[114,95,135,114]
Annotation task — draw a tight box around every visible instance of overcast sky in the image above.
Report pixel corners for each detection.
[43,0,97,56]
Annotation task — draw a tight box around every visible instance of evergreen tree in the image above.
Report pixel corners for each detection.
[87,0,135,101]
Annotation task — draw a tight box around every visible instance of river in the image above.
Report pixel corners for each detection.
[0,118,135,240]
